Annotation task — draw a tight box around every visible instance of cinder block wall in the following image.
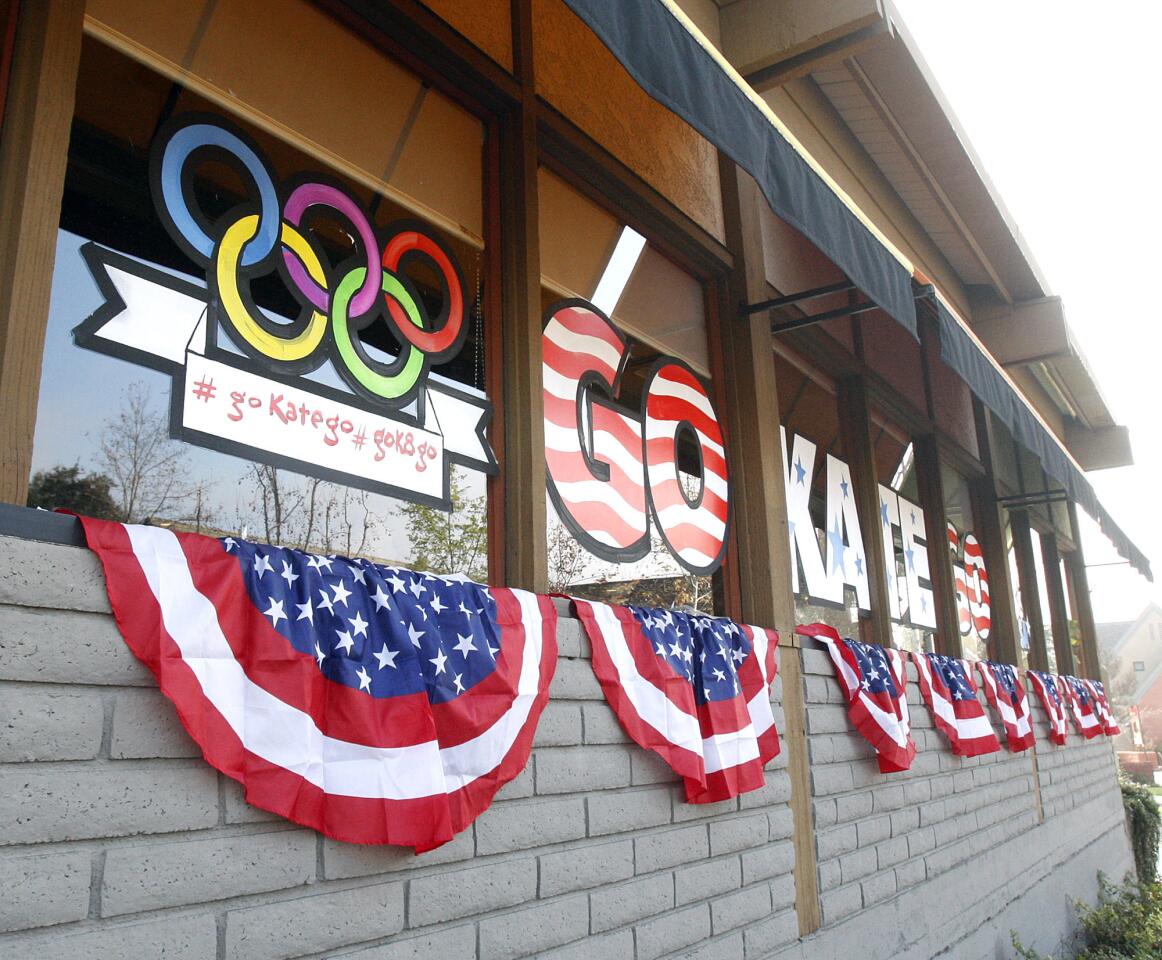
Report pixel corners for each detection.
[0,535,1133,959]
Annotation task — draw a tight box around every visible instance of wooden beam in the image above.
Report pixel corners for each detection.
[0,0,84,505]
[1010,510,1048,673]
[913,433,961,656]
[718,156,819,937]
[1039,531,1075,675]
[497,0,546,592]
[838,375,893,647]
[1066,501,1102,680]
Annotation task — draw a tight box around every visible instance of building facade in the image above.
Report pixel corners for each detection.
[0,1,1146,957]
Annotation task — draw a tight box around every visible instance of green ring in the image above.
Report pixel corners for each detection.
[331,267,425,400]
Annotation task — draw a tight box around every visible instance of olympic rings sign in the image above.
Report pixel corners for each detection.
[150,115,469,409]
[72,115,495,510]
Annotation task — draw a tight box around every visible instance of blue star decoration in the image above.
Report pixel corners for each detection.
[844,639,898,697]
[793,456,808,486]
[840,476,850,499]
[827,516,847,575]
[633,607,751,705]
[880,500,891,527]
[226,538,499,703]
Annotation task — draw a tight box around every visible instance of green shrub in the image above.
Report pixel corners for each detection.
[1121,778,1161,884]
[1011,875,1162,959]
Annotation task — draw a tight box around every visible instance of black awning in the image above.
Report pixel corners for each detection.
[933,298,1152,582]
[560,0,917,339]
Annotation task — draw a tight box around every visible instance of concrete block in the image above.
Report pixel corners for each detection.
[475,795,585,854]
[582,701,631,744]
[895,856,926,890]
[556,618,590,659]
[102,829,315,916]
[838,847,877,885]
[906,826,936,858]
[493,760,534,801]
[810,763,854,796]
[324,826,474,880]
[743,909,799,958]
[737,775,791,809]
[409,858,536,926]
[0,848,90,932]
[338,924,476,959]
[815,823,857,861]
[674,794,739,823]
[588,785,672,836]
[636,823,709,874]
[549,659,602,700]
[855,815,891,847]
[709,813,769,856]
[534,701,583,747]
[820,883,862,926]
[11,914,217,959]
[875,835,909,870]
[675,930,744,960]
[0,539,110,612]
[226,880,404,960]
[478,893,589,960]
[632,749,680,786]
[675,856,742,905]
[0,684,104,762]
[590,873,674,932]
[889,806,920,837]
[834,792,873,823]
[1,761,219,844]
[812,798,837,829]
[818,858,842,891]
[546,929,634,960]
[636,902,712,960]
[539,838,633,897]
[860,869,896,907]
[109,687,198,759]
[0,606,150,686]
[870,783,905,812]
[712,883,772,934]
[767,807,794,841]
[535,745,630,794]
[741,842,794,885]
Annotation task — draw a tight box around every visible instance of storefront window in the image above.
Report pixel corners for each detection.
[539,168,725,611]
[1006,522,1031,671]
[29,3,495,578]
[774,351,871,637]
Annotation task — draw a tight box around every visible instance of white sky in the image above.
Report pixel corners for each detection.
[890,0,1162,623]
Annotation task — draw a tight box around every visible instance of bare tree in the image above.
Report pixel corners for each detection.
[97,381,192,523]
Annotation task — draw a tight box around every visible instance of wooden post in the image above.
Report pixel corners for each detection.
[1066,501,1102,680]
[837,376,894,647]
[498,0,547,592]
[0,0,85,504]
[971,399,1021,666]
[913,434,961,656]
[1009,510,1049,672]
[1039,531,1075,675]
[718,156,820,936]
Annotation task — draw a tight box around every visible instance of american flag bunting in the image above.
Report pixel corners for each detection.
[975,660,1036,752]
[911,652,999,758]
[1084,679,1121,736]
[573,599,779,803]
[1059,675,1104,740]
[79,516,557,851]
[1027,670,1069,745]
[796,623,915,773]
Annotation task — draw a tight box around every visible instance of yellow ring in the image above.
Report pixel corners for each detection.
[216,215,327,362]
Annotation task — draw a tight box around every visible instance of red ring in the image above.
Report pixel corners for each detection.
[382,231,463,355]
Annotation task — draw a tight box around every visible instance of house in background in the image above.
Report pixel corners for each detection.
[1099,602,1162,746]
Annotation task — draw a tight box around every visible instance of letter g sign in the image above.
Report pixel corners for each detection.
[542,300,730,575]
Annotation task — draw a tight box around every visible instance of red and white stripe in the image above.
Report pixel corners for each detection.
[962,533,992,640]
[543,303,648,555]
[642,361,729,573]
[796,623,916,773]
[79,517,557,851]
[573,598,779,803]
[975,661,1035,752]
[911,653,999,758]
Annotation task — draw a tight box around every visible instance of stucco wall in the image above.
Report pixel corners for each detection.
[0,533,1133,959]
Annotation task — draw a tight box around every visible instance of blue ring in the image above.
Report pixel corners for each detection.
[160,124,280,267]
